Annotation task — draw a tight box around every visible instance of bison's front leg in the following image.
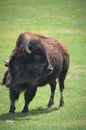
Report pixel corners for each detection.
[9,88,20,113]
[22,86,37,113]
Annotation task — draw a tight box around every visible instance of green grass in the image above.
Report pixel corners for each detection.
[0,0,86,130]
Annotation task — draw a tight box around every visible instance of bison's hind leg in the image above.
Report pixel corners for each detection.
[58,65,69,107]
[47,81,56,108]
[58,78,64,107]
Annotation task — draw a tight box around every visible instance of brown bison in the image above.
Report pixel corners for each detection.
[1,32,69,113]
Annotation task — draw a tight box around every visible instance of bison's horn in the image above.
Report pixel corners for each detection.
[25,42,31,54]
[2,59,8,67]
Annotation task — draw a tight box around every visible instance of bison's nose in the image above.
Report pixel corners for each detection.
[47,64,53,75]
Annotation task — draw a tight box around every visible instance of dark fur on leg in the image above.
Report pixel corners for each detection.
[9,88,20,114]
[47,81,56,108]
[22,86,37,113]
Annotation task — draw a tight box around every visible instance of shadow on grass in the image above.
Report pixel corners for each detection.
[0,107,60,121]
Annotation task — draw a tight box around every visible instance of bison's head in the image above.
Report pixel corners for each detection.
[9,38,53,89]
[20,38,53,74]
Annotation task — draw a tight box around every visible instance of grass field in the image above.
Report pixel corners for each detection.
[0,0,86,130]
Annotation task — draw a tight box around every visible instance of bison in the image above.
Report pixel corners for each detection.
[1,32,69,113]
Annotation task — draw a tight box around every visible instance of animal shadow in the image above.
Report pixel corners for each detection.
[0,107,60,121]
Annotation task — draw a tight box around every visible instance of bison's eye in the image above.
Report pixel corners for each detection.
[34,54,41,62]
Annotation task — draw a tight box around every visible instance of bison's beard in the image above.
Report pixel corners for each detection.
[9,55,53,89]
[9,47,53,89]
[10,65,48,89]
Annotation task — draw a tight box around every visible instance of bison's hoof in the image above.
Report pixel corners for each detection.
[9,105,15,114]
[59,101,64,107]
[22,109,28,114]
[22,105,28,113]
[47,102,54,109]
[9,111,15,114]
[22,111,28,114]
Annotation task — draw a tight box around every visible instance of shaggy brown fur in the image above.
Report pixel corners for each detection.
[1,32,69,113]
[13,32,69,85]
